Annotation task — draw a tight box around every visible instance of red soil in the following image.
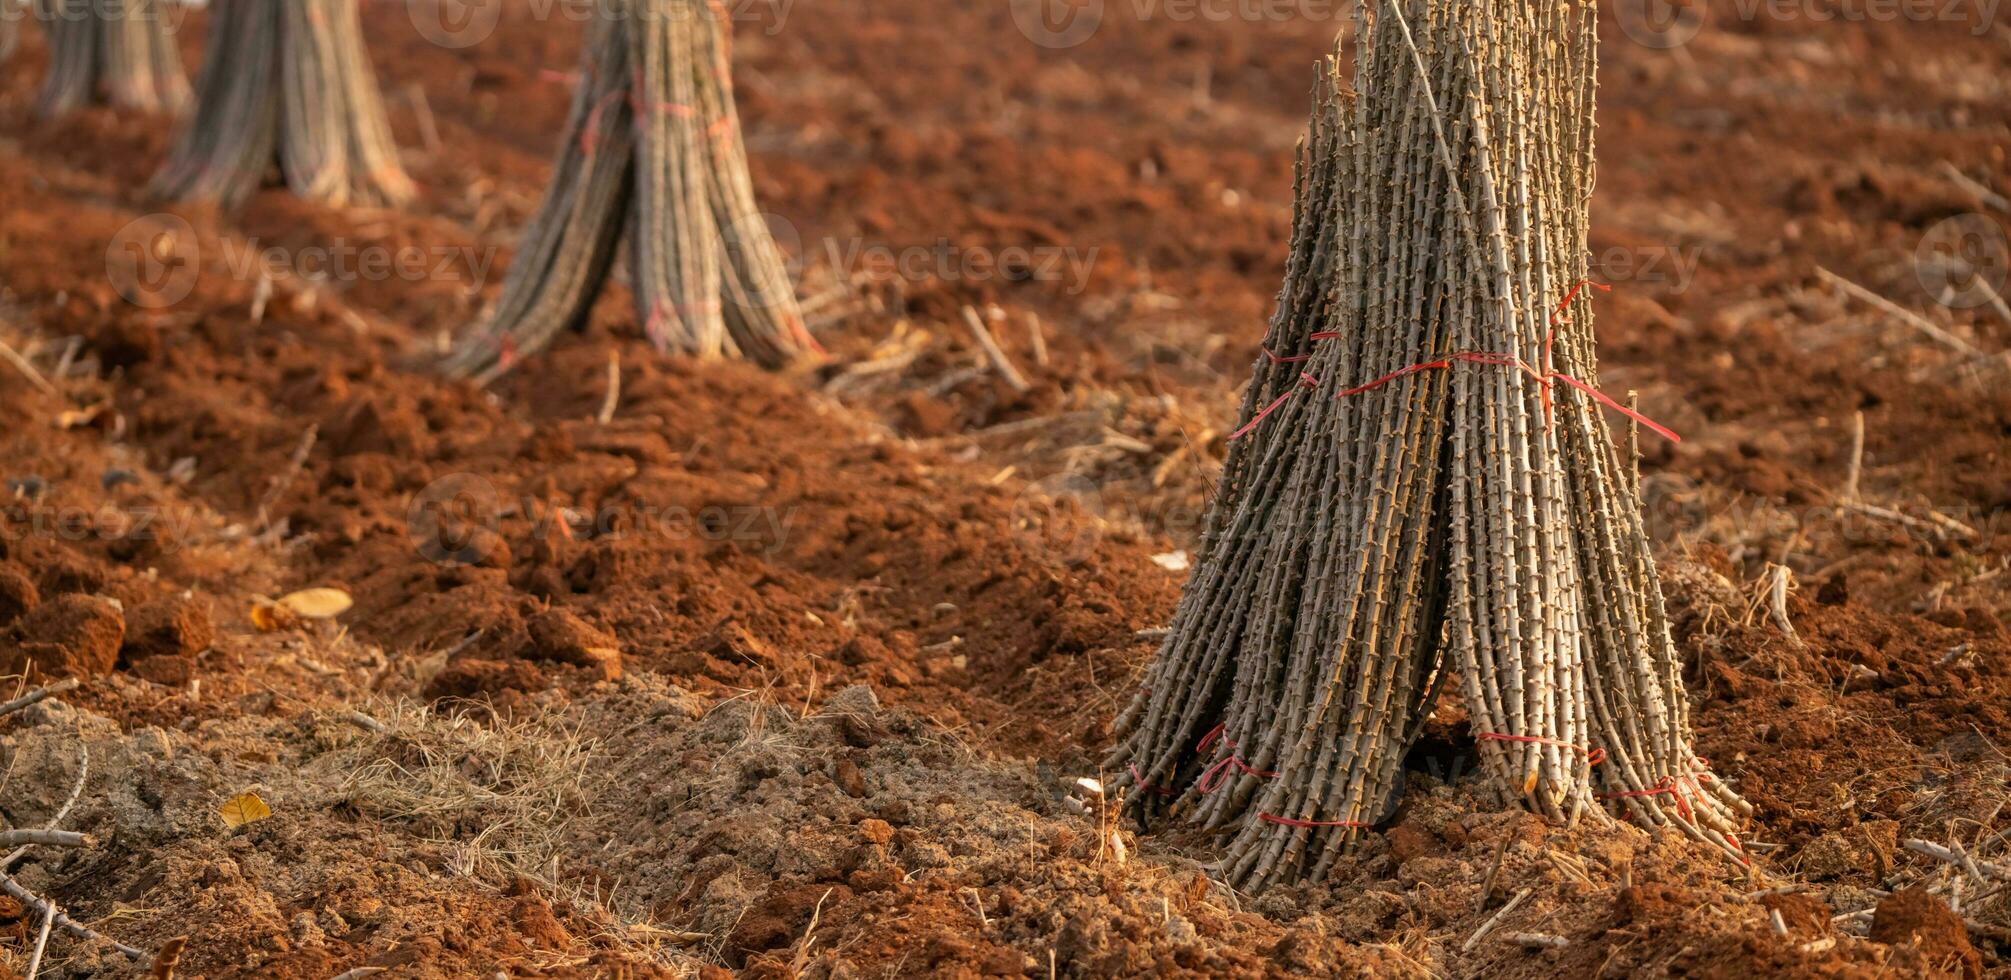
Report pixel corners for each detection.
[0,0,2007,976]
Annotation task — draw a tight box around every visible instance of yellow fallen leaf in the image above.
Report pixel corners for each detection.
[277,588,354,619]
[54,405,105,429]
[248,600,293,632]
[219,791,271,829]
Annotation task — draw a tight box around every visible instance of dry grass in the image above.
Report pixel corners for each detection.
[338,701,603,888]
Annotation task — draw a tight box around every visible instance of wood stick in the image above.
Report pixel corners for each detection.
[406,82,442,156]
[1839,500,1979,541]
[0,334,57,396]
[1815,266,1986,359]
[598,349,622,424]
[0,678,80,717]
[0,872,144,961]
[0,830,91,849]
[1464,889,1531,951]
[1025,311,1050,368]
[1938,160,2011,214]
[1842,411,1864,502]
[1905,838,2011,880]
[961,306,1030,393]
[4,744,89,871]
[25,903,54,980]
[1503,931,1568,949]
[1479,836,1510,912]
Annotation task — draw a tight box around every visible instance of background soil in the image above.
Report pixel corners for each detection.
[1,0,2009,976]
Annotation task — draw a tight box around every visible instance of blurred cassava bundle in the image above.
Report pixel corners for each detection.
[1109,0,1750,891]
[442,0,817,383]
[149,0,414,209]
[34,0,189,118]
[2,2,19,65]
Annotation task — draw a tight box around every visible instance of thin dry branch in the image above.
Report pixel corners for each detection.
[1815,266,1987,360]
[0,678,80,717]
[962,306,1031,393]
[0,334,57,396]
[0,830,92,849]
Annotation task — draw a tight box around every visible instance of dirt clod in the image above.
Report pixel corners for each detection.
[1869,888,1981,980]
[4,592,124,678]
[0,561,38,625]
[121,595,213,661]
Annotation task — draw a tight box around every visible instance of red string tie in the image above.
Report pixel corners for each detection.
[1196,755,1278,794]
[1597,776,1695,821]
[1196,723,1227,754]
[1259,813,1372,829]
[1542,278,1610,423]
[1128,763,1174,798]
[1337,350,1680,444]
[1261,346,1312,364]
[1227,372,1319,441]
[1476,732,1607,766]
[578,88,627,155]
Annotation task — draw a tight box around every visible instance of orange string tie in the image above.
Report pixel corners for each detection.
[1476,732,1607,766]
[1227,372,1319,441]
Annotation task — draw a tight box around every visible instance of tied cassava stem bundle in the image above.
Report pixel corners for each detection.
[149,0,414,209]
[442,0,817,383]
[1109,0,1748,891]
[35,0,189,118]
